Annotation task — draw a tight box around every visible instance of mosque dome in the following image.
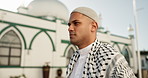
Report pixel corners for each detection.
[27,0,69,21]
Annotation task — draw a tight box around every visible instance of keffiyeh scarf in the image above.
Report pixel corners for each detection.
[66,39,136,78]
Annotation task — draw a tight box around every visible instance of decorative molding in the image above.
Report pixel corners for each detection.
[111,41,131,45]
[111,34,129,39]
[0,20,56,33]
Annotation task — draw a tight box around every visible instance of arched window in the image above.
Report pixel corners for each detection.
[112,43,121,53]
[121,48,130,65]
[0,30,21,66]
[66,47,75,65]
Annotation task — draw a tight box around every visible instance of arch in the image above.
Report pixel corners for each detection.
[67,47,75,59]
[0,25,27,49]
[29,30,56,51]
[122,45,132,57]
[66,47,75,65]
[62,44,77,65]
[121,45,131,65]
[62,44,77,57]
[112,42,121,52]
[0,25,12,35]
[0,30,22,66]
[29,30,43,49]
[44,31,56,51]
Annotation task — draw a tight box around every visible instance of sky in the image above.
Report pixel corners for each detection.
[0,0,147,50]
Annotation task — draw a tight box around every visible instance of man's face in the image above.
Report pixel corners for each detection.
[68,12,92,47]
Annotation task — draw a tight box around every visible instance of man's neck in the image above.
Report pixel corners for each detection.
[78,38,96,49]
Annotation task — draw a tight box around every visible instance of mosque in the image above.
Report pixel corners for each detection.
[0,0,138,78]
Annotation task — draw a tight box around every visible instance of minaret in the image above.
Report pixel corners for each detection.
[97,13,105,32]
[17,0,28,14]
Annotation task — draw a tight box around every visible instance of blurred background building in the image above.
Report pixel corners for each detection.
[0,0,147,78]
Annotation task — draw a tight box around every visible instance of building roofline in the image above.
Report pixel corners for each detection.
[0,9,68,25]
[111,34,129,39]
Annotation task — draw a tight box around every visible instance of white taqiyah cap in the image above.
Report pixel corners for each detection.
[71,7,99,25]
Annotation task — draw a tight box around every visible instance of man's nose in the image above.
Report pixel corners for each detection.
[68,25,74,31]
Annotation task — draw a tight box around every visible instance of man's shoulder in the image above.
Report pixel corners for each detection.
[97,42,118,54]
[94,42,121,62]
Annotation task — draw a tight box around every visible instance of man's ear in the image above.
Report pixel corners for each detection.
[91,21,98,32]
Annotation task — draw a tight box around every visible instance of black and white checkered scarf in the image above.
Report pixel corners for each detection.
[66,39,136,78]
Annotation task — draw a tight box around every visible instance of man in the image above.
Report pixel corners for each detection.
[66,7,136,78]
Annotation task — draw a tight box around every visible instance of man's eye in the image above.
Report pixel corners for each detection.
[68,23,71,26]
[74,22,80,26]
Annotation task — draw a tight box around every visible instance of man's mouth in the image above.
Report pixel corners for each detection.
[69,32,76,38]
